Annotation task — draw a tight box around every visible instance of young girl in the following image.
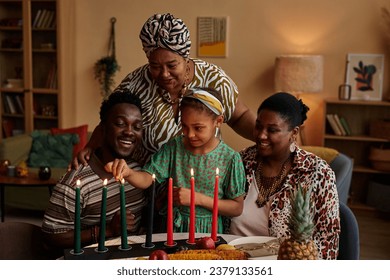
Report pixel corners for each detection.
[105,87,246,233]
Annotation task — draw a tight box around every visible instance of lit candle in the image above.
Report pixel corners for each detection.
[211,168,219,241]
[97,179,108,252]
[188,168,195,244]
[119,178,129,250]
[73,179,81,254]
[166,177,174,246]
[145,174,155,248]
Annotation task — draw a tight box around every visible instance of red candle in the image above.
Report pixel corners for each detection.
[188,168,195,244]
[211,167,219,241]
[166,177,174,246]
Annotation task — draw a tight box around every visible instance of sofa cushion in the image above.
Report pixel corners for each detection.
[51,124,88,158]
[302,146,339,163]
[27,130,79,168]
[0,134,33,165]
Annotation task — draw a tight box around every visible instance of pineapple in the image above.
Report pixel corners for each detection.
[277,185,318,260]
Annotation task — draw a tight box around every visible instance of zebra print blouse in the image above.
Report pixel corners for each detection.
[114,58,239,164]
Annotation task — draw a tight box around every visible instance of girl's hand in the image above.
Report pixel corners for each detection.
[173,187,191,206]
[68,146,93,171]
[105,159,132,181]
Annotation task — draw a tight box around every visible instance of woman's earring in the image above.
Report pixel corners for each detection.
[215,127,220,138]
[290,141,296,153]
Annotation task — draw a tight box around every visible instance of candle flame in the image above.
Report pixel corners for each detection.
[190,168,194,177]
[216,167,219,175]
[103,178,107,186]
[76,179,81,186]
[152,173,156,180]
[120,178,125,185]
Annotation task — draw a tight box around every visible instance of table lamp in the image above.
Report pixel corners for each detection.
[274,54,323,96]
[274,55,324,145]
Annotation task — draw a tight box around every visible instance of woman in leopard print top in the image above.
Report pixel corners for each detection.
[230,92,340,260]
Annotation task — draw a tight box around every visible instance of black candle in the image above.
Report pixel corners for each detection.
[73,180,81,254]
[97,179,108,252]
[119,178,129,250]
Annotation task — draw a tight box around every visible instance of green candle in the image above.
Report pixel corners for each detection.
[97,179,108,252]
[73,180,81,254]
[120,178,129,249]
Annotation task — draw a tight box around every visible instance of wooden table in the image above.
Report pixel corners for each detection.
[0,174,57,222]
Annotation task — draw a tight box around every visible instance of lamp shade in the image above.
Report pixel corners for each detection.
[274,55,323,94]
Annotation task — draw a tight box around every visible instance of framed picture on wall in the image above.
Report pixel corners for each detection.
[345,53,384,101]
[197,16,228,57]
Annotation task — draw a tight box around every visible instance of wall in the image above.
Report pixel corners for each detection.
[58,0,390,151]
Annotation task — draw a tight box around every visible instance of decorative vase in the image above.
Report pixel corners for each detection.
[38,166,51,180]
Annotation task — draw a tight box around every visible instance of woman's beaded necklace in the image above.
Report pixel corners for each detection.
[157,84,187,104]
[255,155,291,208]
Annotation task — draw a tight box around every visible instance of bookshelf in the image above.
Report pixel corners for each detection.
[0,0,60,139]
[323,98,390,210]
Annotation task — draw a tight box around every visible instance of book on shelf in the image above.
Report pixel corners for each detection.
[14,95,24,114]
[2,120,14,138]
[326,114,342,136]
[339,116,352,136]
[2,95,10,114]
[333,114,347,136]
[47,11,56,28]
[36,9,48,28]
[45,63,57,89]
[42,10,54,28]
[32,9,42,28]
[5,95,17,114]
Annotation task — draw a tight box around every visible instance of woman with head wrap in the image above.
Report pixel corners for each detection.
[229,92,340,260]
[106,87,246,234]
[75,13,256,166]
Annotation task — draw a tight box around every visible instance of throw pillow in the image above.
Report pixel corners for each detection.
[28,130,79,168]
[51,124,88,157]
[303,146,339,163]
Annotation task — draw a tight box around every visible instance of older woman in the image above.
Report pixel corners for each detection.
[229,92,340,260]
[75,13,255,166]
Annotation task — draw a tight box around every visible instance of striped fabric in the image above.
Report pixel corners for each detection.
[114,58,238,164]
[42,154,147,235]
[140,13,191,58]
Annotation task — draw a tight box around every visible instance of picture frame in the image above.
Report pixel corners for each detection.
[197,16,228,58]
[345,53,384,101]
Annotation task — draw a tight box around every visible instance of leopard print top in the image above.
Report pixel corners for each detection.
[239,145,340,260]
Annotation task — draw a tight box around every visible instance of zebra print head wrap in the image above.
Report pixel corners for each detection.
[139,13,191,58]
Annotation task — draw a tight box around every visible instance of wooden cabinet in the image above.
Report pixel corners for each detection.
[0,0,59,139]
[323,98,390,209]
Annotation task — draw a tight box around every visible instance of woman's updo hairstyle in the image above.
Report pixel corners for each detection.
[257,92,309,130]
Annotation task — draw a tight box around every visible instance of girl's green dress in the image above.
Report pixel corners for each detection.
[143,135,246,233]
